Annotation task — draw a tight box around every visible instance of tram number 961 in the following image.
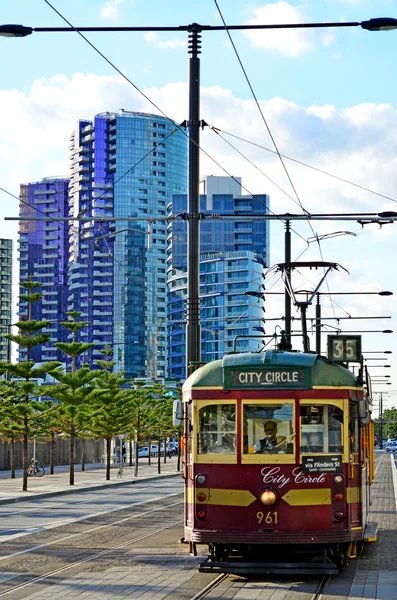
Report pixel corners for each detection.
[257,511,278,525]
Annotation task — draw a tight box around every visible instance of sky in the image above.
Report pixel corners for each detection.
[1,0,397,412]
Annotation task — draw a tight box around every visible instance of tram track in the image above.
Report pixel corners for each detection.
[189,572,331,600]
[0,519,182,597]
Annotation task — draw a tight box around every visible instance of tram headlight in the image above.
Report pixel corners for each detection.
[334,493,344,502]
[260,490,277,506]
[196,474,206,485]
[197,492,207,502]
[334,475,343,483]
[334,511,344,520]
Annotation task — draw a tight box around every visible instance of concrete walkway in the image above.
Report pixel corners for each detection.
[0,458,179,504]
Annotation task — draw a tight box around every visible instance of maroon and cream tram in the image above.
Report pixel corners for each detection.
[177,334,376,574]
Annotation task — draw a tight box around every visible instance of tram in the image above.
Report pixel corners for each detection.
[176,333,376,575]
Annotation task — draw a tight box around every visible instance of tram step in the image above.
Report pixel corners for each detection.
[364,521,378,543]
[199,559,339,576]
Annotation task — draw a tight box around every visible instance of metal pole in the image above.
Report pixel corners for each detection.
[315,293,321,354]
[134,429,138,477]
[284,221,291,345]
[186,24,201,377]
[379,393,383,447]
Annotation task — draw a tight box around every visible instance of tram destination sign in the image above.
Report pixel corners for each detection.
[302,455,342,474]
[226,368,308,389]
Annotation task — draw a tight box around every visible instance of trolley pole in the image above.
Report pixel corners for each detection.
[186,24,202,377]
[315,293,321,354]
[284,221,291,345]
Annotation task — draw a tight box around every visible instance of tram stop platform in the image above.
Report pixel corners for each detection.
[323,451,397,600]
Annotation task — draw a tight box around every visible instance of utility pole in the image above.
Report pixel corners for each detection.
[185,24,202,378]
[379,394,383,444]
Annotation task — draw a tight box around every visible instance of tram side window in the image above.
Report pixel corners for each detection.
[300,405,343,454]
[243,403,294,454]
[197,404,236,454]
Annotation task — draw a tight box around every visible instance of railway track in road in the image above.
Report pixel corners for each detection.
[0,497,184,598]
[190,573,332,600]
[0,521,182,598]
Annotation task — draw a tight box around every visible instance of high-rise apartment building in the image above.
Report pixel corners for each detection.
[68,111,187,379]
[0,239,12,362]
[18,178,69,362]
[167,176,270,380]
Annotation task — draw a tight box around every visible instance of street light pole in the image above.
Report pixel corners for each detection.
[186,24,202,377]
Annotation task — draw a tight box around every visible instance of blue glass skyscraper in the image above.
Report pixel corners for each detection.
[18,178,69,362]
[0,238,12,362]
[167,176,269,380]
[68,111,187,378]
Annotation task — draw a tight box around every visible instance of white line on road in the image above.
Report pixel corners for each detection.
[0,496,183,561]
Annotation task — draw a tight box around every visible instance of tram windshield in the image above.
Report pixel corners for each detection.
[300,404,343,454]
[243,403,295,455]
[197,404,236,454]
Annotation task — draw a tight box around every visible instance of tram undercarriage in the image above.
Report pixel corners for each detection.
[199,541,355,575]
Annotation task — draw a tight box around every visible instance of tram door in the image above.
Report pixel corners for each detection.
[185,402,194,528]
[349,405,361,527]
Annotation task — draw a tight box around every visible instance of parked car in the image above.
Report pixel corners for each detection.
[385,442,397,453]
[138,444,163,458]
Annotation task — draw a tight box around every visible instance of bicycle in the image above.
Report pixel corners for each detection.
[27,458,45,477]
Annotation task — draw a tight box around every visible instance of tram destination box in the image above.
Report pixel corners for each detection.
[302,455,342,474]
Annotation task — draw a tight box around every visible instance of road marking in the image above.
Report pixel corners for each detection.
[0,490,183,546]
[0,520,182,597]
[0,496,183,561]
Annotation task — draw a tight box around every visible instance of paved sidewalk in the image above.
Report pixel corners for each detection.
[0,458,179,504]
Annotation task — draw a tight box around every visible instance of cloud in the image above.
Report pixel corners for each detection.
[144,32,186,49]
[101,0,127,19]
[244,2,336,56]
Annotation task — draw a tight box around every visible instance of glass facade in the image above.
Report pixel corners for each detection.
[18,178,69,362]
[68,111,187,378]
[0,239,12,361]
[167,177,270,380]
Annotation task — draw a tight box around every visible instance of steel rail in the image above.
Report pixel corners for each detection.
[311,575,332,600]
[0,497,183,562]
[190,573,229,600]
[0,519,182,597]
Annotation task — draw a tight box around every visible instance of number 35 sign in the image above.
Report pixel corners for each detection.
[327,335,362,363]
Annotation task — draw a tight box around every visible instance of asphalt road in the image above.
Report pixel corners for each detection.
[0,477,183,543]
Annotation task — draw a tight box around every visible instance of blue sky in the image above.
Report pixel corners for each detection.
[1,0,397,406]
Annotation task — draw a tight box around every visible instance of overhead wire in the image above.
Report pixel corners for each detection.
[39,0,378,345]
[212,0,365,324]
[213,128,397,204]
[42,0,310,246]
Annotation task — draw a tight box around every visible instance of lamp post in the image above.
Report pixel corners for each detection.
[2,17,397,376]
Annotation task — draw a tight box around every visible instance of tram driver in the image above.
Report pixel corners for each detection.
[254,420,287,454]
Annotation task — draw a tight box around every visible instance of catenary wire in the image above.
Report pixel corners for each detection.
[41,0,310,245]
[215,128,397,204]
[38,0,372,340]
[213,0,311,220]
[212,0,342,322]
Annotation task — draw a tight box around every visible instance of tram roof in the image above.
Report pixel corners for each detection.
[183,349,358,390]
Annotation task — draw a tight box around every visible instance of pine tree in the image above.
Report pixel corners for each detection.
[0,279,60,491]
[89,347,130,480]
[45,311,97,486]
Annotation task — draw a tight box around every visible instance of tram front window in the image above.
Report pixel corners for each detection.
[300,404,343,454]
[243,403,295,454]
[197,404,236,454]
